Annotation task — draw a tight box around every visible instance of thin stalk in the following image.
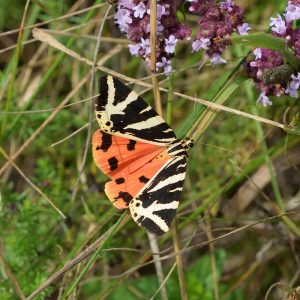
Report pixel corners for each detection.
[147,232,169,300]
[167,75,188,300]
[166,74,174,125]
[205,216,219,300]
[148,2,168,300]
[172,218,188,300]
[150,0,163,116]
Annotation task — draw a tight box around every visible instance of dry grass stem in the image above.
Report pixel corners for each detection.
[32,28,286,130]
[172,218,188,300]
[205,216,219,300]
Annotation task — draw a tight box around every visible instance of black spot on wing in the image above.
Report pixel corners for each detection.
[137,216,165,235]
[139,175,149,184]
[115,177,125,184]
[97,76,109,111]
[99,131,112,152]
[108,157,118,171]
[114,191,133,205]
[127,140,136,151]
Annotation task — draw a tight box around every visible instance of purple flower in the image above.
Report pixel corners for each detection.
[165,35,178,53]
[290,72,300,89]
[146,20,164,33]
[220,0,235,12]
[254,48,262,59]
[156,57,172,74]
[157,4,168,18]
[257,92,272,107]
[190,0,246,63]
[192,38,211,51]
[285,86,299,97]
[133,2,147,18]
[285,4,300,22]
[147,4,169,19]
[128,43,141,56]
[140,38,151,55]
[115,0,191,74]
[270,14,287,35]
[115,8,132,32]
[118,0,134,9]
[237,23,251,35]
[210,53,227,65]
[244,1,300,106]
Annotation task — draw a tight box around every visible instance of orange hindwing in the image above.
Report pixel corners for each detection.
[92,130,171,209]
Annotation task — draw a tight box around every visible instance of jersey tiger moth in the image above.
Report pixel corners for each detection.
[92,75,193,235]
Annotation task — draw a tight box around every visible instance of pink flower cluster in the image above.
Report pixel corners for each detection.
[115,0,191,74]
[188,0,250,65]
[246,0,300,106]
[114,0,249,71]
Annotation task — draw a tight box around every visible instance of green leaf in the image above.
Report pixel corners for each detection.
[231,33,300,69]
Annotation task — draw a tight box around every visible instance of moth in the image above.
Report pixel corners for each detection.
[92,75,193,235]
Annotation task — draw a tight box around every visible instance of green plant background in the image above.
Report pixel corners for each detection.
[0,0,299,299]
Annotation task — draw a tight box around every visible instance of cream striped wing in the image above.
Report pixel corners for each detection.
[96,75,177,146]
[129,156,187,235]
